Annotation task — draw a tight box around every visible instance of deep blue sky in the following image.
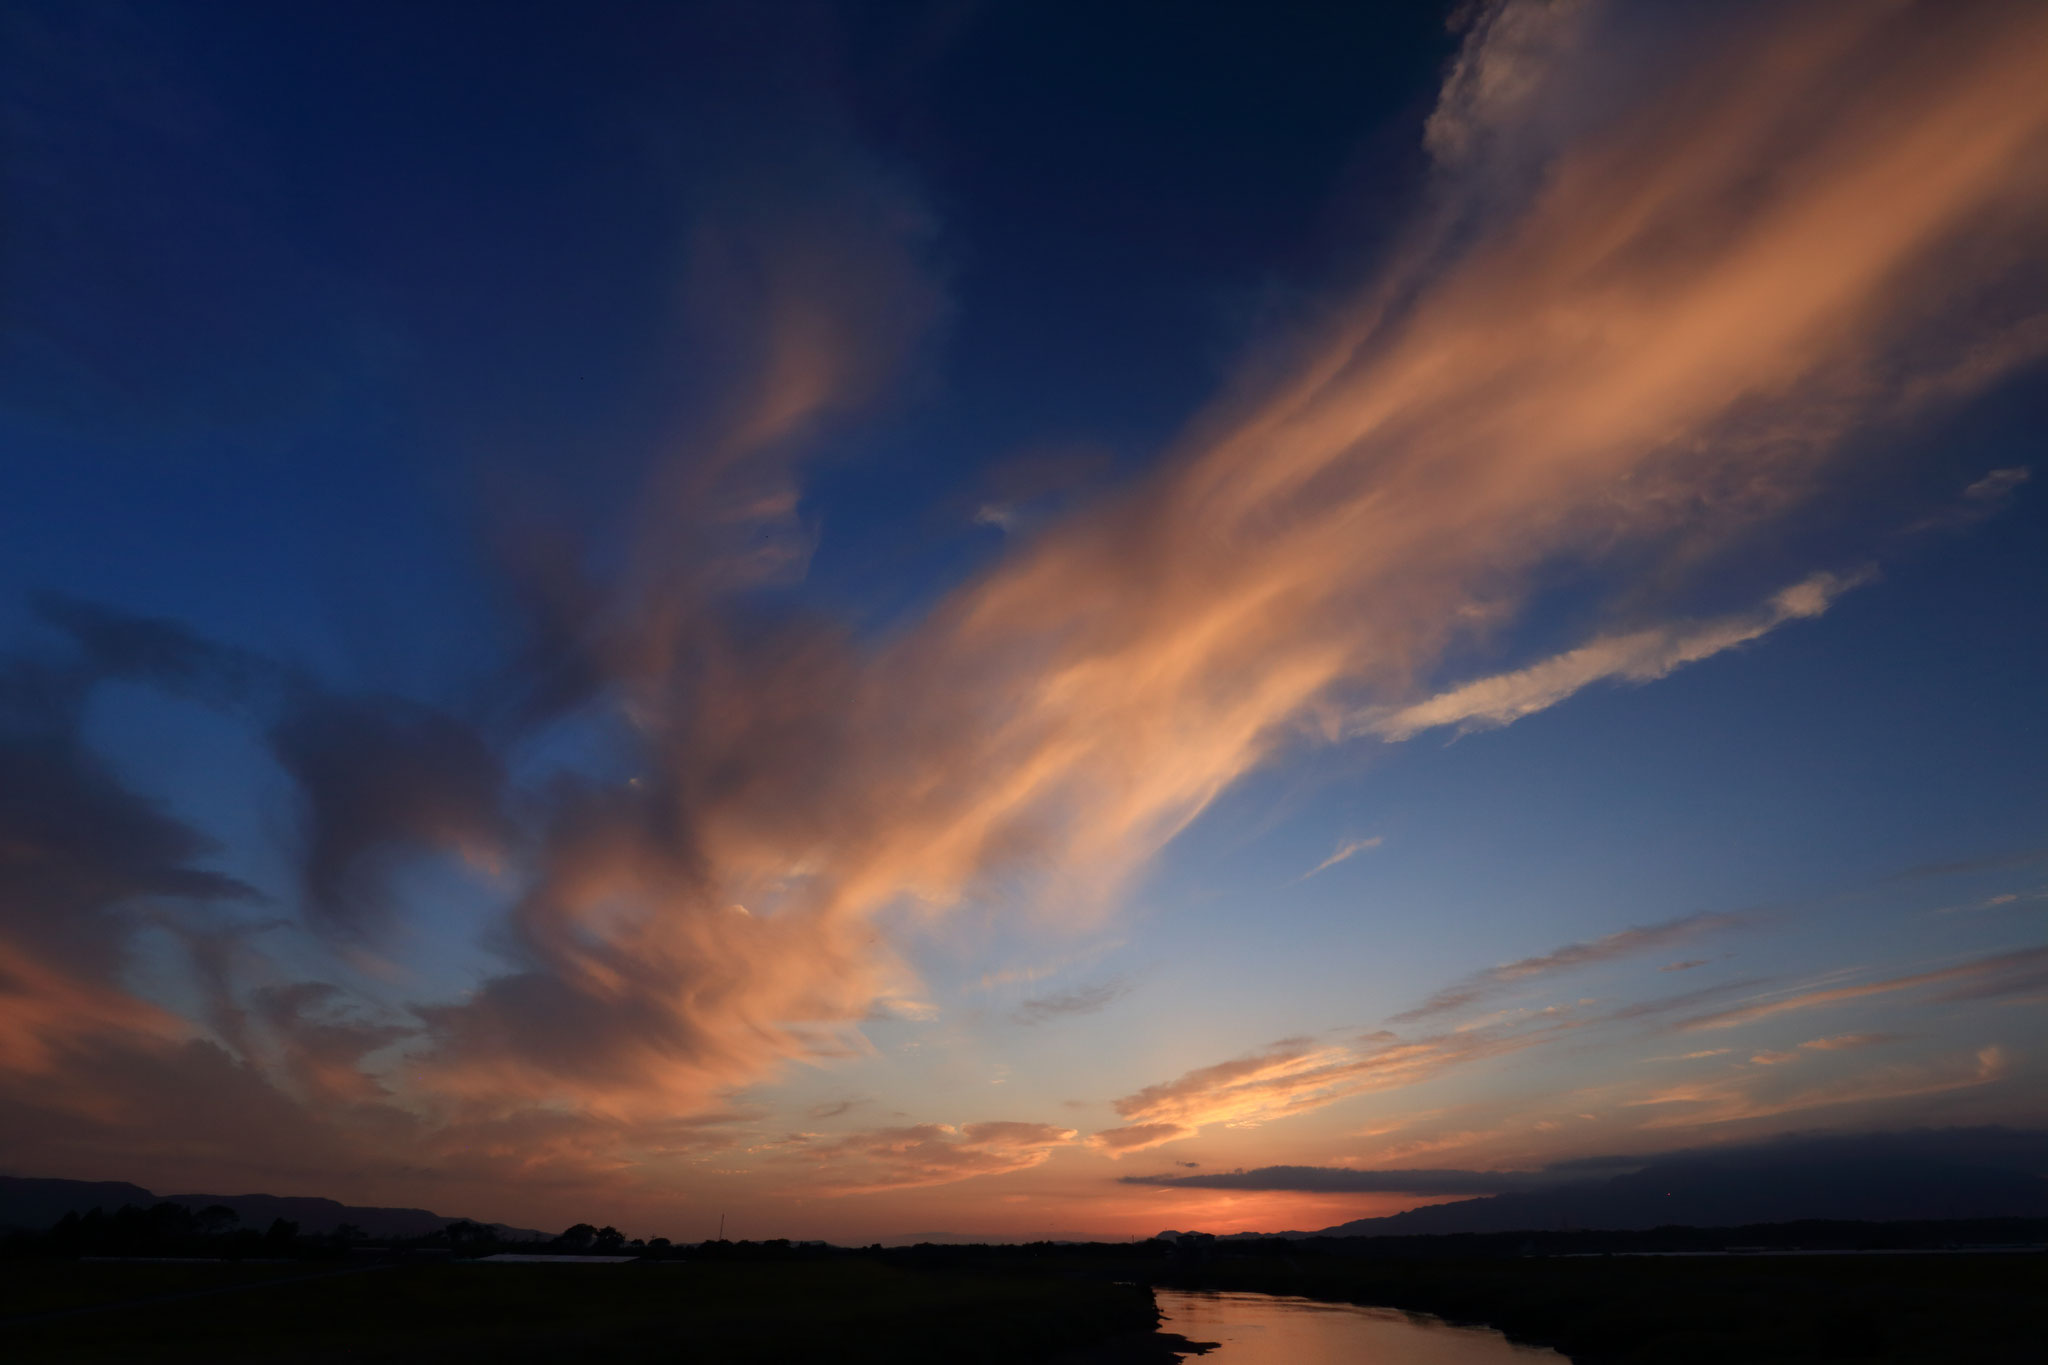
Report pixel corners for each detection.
[2,0,2043,1239]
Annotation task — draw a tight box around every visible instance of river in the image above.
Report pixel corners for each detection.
[1155,1288,1569,1363]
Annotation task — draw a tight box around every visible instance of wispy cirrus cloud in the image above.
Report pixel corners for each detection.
[1359,569,1873,741]
[7,0,2048,1205]
[1296,835,1383,882]
[1093,1025,1562,1155]
[1391,910,1749,1023]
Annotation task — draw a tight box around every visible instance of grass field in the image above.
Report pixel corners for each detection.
[0,1258,1162,1364]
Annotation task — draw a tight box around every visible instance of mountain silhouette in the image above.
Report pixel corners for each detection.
[0,1176,544,1240]
[1310,1152,2048,1237]
[1154,1130,2048,1239]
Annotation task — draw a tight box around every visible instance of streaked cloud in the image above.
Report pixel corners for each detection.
[1097,1026,1556,1154]
[1297,835,1384,882]
[1627,1044,2009,1128]
[1359,569,1873,741]
[1013,978,1130,1026]
[1677,946,2048,1032]
[1391,910,1747,1022]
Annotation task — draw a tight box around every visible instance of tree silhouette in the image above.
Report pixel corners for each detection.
[557,1223,597,1251]
[594,1225,625,1252]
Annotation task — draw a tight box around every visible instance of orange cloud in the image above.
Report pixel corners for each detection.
[11,2,2048,1199]
[788,1121,1080,1194]
[1098,1027,1555,1152]
[421,0,2048,1124]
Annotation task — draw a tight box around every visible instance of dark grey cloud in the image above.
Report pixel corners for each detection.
[1012,977,1129,1025]
[1883,846,2048,884]
[32,592,273,710]
[268,694,506,939]
[0,647,258,985]
[1122,1127,2048,1200]
[1902,465,2031,534]
[807,1098,863,1121]
[32,594,511,944]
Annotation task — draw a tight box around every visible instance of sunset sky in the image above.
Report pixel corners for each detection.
[3,0,2045,1244]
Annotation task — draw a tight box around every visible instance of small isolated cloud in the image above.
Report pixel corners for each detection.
[1906,466,2031,533]
[806,1098,863,1120]
[1965,467,2032,502]
[1360,569,1874,741]
[1392,910,1746,1022]
[1013,977,1130,1025]
[1297,835,1383,882]
[1089,1122,1195,1157]
[1936,887,2048,915]
[1749,1050,1800,1066]
[1662,959,1709,973]
[1801,1033,1898,1052]
[1679,1049,1732,1060]
[866,997,941,1023]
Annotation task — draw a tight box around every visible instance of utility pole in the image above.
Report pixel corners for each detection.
[717,1213,725,1241]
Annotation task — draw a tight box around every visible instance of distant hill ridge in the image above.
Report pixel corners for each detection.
[0,1176,546,1241]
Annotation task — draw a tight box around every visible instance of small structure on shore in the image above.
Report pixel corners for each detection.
[469,1253,640,1264]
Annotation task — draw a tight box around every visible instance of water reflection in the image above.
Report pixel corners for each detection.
[1156,1289,1568,1364]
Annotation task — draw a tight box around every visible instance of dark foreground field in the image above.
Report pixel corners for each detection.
[6,1237,2045,1363]
[0,1258,1167,1364]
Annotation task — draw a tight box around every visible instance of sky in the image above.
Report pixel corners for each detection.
[1,0,2045,1244]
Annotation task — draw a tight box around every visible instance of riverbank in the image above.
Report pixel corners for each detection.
[1148,1248,2046,1364]
[1043,1327,1216,1364]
